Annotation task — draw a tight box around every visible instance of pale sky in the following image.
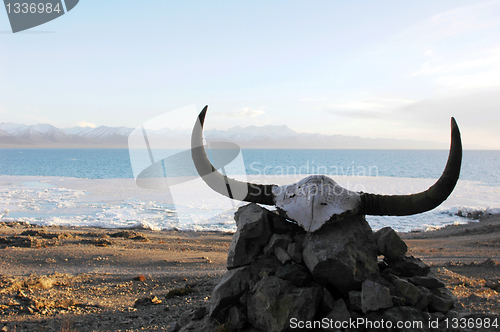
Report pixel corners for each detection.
[1,1,500,149]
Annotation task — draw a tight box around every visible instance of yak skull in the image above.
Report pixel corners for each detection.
[191,106,462,232]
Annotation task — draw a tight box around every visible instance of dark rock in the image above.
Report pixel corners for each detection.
[276,262,311,287]
[178,310,193,328]
[393,278,422,306]
[250,255,282,278]
[361,280,393,313]
[239,292,249,306]
[429,295,454,313]
[348,290,362,312]
[381,267,401,277]
[228,305,247,330]
[191,306,206,320]
[374,227,407,260]
[385,255,430,277]
[178,317,219,332]
[287,242,302,263]
[302,215,379,292]
[167,321,181,332]
[428,287,456,313]
[292,233,306,246]
[391,296,405,307]
[263,233,293,255]
[409,276,445,289]
[270,214,302,234]
[166,287,195,299]
[247,276,322,332]
[133,296,162,307]
[321,288,336,313]
[239,326,264,332]
[323,299,351,331]
[274,247,292,264]
[380,271,399,284]
[209,266,252,317]
[378,260,389,272]
[415,286,433,311]
[228,204,273,269]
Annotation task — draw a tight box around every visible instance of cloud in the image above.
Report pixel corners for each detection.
[325,109,385,119]
[77,121,97,128]
[413,1,500,43]
[412,46,500,90]
[321,98,415,119]
[215,107,266,118]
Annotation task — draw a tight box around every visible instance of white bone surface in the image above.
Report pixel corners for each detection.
[272,175,361,232]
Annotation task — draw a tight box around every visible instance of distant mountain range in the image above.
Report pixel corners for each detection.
[0,122,449,149]
[0,123,132,148]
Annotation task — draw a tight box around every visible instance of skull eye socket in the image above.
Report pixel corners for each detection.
[284,186,297,199]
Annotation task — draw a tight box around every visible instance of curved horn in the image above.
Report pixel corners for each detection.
[360,117,462,216]
[191,106,276,205]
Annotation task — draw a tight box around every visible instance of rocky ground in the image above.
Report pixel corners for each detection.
[0,214,499,332]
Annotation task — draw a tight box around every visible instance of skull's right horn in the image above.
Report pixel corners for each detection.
[360,117,462,216]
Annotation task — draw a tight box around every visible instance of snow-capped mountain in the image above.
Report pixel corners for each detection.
[0,123,133,147]
[0,122,448,149]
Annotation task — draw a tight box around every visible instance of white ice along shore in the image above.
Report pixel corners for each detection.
[0,174,499,233]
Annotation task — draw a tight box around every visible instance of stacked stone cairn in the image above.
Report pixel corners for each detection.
[179,203,459,332]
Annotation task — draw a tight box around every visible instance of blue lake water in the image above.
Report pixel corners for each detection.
[1,148,499,185]
[1,148,499,232]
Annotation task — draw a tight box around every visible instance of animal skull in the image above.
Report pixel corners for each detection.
[191,106,462,232]
[272,175,361,232]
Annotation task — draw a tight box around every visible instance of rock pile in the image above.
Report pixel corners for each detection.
[179,203,460,332]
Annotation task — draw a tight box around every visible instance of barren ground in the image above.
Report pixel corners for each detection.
[0,215,499,331]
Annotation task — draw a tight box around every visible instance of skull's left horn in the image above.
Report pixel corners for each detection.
[191,106,276,205]
[360,117,462,216]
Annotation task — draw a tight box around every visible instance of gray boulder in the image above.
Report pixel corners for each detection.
[263,233,293,255]
[429,287,456,313]
[274,246,292,265]
[323,299,351,331]
[270,213,303,234]
[361,280,393,313]
[302,215,379,292]
[415,286,433,311]
[228,305,247,330]
[178,317,218,332]
[276,262,311,287]
[374,227,407,261]
[228,204,273,269]
[348,290,362,312]
[386,255,430,277]
[250,255,282,278]
[247,276,322,332]
[209,266,252,317]
[287,242,302,263]
[393,278,422,306]
[409,276,445,289]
